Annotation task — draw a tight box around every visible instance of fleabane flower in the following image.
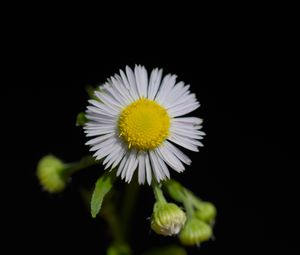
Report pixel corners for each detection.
[84,65,205,184]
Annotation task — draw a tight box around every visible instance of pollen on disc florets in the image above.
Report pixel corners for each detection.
[118,98,170,151]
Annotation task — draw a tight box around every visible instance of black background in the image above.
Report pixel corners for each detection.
[2,9,298,254]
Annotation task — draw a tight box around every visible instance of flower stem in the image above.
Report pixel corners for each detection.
[122,178,139,239]
[62,156,100,177]
[153,182,167,204]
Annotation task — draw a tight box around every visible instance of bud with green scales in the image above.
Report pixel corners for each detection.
[36,155,67,193]
[179,217,213,246]
[151,183,186,236]
[151,201,187,236]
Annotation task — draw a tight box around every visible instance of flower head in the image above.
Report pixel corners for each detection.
[84,65,205,184]
[179,217,212,246]
[36,155,67,193]
[151,201,186,236]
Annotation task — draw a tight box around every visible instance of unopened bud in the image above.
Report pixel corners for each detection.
[179,217,212,246]
[37,155,67,193]
[195,202,217,224]
[151,202,187,236]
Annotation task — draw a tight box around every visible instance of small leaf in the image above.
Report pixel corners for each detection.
[76,112,87,126]
[91,172,115,218]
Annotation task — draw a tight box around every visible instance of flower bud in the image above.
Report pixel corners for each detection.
[151,202,187,236]
[37,155,67,193]
[179,218,212,246]
[194,202,217,224]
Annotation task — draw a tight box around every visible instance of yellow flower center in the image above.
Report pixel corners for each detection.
[118,98,170,151]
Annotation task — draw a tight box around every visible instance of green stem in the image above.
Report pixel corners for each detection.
[62,156,100,177]
[103,203,124,244]
[183,190,195,217]
[122,178,139,239]
[153,183,167,203]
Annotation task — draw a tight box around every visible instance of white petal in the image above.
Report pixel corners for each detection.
[168,133,201,152]
[149,150,165,182]
[117,152,130,176]
[164,141,191,165]
[163,82,190,107]
[156,145,185,173]
[125,66,139,100]
[138,152,146,184]
[154,150,170,179]
[121,150,137,181]
[155,74,177,105]
[103,143,124,169]
[145,153,152,185]
[85,133,115,146]
[166,93,197,110]
[125,150,139,183]
[111,146,127,169]
[101,82,129,107]
[110,76,134,104]
[148,68,163,100]
[88,100,120,115]
[94,90,123,110]
[85,128,115,137]
[89,136,118,152]
[172,117,203,125]
[94,142,119,160]
[168,102,200,117]
[83,124,115,131]
[134,65,148,98]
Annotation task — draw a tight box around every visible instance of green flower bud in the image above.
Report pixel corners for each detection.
[179,218,212,246]
[194,202,217,224]
[151,202,187,236]
[37,155,67,193]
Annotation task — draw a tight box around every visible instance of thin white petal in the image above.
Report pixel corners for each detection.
[134,65,148,98]
[154,150,170,179]
[155,74,177,105]
[94,90,123,110]
[157,145,185,173]
[164,141,191,165]
[138,152,146,184]
[117,152,130,176]
[145,153,152,185]
[89,136,118,152]
[85,133,115,145]
[94,142,119,160]
[148,68,163,100]
[168,134,201,152]
[172,117,203,125]
[125,66,139,100]
[125,151,139,183]
[149,150,165,182]
[168,102,200,117]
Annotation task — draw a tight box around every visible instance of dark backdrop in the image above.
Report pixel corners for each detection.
[2,15,298,254]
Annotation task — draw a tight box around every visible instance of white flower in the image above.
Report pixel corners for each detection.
[84,65,205,185]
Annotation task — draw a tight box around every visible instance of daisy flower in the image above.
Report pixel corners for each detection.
[84,65,205,185]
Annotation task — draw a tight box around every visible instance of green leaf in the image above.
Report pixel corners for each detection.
[142,245,187,255]
[91,172,115,218]
[76,112,87,126]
